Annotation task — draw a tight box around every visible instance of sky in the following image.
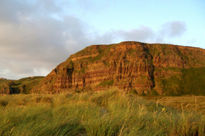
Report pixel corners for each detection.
[0,0,204,79]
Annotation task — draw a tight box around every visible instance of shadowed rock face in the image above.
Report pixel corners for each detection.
[33,41,205,95]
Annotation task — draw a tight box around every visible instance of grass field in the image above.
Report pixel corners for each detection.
[0,89,205,136]
[145,96,205,115]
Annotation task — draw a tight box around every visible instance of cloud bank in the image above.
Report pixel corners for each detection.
[0,0,187,79]
[115,21,187,43]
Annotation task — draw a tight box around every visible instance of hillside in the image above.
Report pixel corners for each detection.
[0,76,44,94]
[33,41,205,95]
[0,79,11,94]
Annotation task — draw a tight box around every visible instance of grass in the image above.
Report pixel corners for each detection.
[98,80,114,87]
[180,67,205,95]
[0,89,205,136]
[155,67,205,96]
[145,96,205,114]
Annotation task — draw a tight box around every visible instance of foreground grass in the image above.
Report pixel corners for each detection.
[0,89,205,136]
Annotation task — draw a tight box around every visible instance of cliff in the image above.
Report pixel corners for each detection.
[33,41,205,95]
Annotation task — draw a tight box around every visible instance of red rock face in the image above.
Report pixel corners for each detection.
[33,41,205,95]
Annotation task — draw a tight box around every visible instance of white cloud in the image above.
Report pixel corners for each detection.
[114,21,187,43]
[116,26,155,42]
[160,21,187,38]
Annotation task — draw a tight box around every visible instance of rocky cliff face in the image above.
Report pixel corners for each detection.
[34,41,205,95]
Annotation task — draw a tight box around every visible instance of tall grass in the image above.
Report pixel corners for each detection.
[0,89,204,136]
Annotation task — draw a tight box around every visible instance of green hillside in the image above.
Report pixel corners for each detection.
[0,77,44,94]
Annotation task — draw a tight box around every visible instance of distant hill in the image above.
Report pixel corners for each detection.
[0,76,44,94]
[32,41,205,95]
[0,78,11,94]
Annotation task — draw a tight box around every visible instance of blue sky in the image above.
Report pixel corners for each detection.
[0,0,204,79]
[65,0,205,46]
[70,0,204,30]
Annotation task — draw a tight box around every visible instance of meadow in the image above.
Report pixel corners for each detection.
[0,89,205,136]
